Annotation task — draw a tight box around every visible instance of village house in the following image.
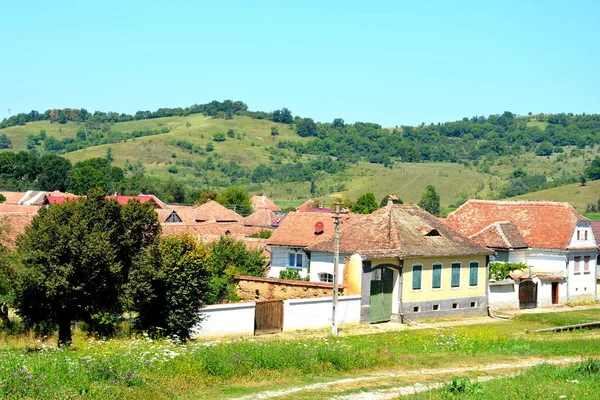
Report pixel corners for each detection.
[266,212,358,282]
[444,200,599,308]
[307,202,493,322]
[241,209,279,229]
[250,194,282,215]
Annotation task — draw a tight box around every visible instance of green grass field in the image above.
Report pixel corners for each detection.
[508,179,600,210]
[0,310,599,399]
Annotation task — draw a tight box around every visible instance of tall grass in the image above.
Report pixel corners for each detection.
[0,310,599,398]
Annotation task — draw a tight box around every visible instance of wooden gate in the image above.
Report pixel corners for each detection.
[254,300,284,335]
[519,281,537,309]
[370,268,394,323]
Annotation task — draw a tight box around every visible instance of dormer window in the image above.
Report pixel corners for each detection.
[425,229,441,237]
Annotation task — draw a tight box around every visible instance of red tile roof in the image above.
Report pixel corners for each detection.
[267,212,359,247]
[296,199,316,212]
[242,209,279,227]
[106,195,162,207]
[0,192,28,204]
[591,221,600,246]
[470,221,528,250]
[193,200,243,222]
[250,195,282,213]
[445,200,588,250]
[308,204,492,259]
[0,211,37,247]
[161,221,261,237]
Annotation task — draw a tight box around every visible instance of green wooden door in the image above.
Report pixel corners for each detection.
[370,268,394,323]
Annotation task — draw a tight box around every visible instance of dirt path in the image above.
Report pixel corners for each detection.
[230,357,582,400]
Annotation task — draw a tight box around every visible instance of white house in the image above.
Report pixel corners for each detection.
[445,200,599,308]
[266,212,359,282]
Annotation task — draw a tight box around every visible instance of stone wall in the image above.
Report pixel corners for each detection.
[236,276,346,301]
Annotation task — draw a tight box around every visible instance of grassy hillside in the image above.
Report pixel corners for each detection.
[508,179,600,210]
[2,112,598,210]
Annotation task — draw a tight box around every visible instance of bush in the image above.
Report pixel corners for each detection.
[279,269,308,281]
[213,132,226,142]
[446,377,484,395]
[168,166,178,174]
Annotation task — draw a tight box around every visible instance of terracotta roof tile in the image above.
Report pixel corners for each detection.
[169,205,197,224]
[308,204,493,259]
[445,200,587,250]
[591,221,600,246]
[267,212,359,247]
[296,199,316,212]
[0,212,37,247]
[470,221,528,249]
[242,209,279,227]
[161,221,261,237]
[0,192,28,204]
[250,195,282,212]
[193,200,243,222]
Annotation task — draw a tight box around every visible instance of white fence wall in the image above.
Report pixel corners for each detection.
[283,295,361,331]
[191,302,256,337]
[192,295,361,337]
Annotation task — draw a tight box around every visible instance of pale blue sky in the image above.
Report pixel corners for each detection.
[1,0,598,126]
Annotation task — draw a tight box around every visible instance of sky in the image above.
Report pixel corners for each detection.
[1,0,599,127]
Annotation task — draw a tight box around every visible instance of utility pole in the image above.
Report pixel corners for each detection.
[332,202,341,336]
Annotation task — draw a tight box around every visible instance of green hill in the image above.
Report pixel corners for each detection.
[2,106,599,210]
[508,179,600,211]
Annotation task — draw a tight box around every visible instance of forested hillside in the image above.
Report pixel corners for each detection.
[1,101,599,208]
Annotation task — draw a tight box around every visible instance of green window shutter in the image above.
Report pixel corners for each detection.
[412,265,422,290]
[451,263,461,287]
[469,262,478,286]
[432,264,442,289]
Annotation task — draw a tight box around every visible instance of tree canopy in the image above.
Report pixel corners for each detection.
[418,185,440,216]
[13,190,160,345]
[353,192,379,214]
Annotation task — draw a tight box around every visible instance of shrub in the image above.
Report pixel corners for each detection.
[446,377,484,395]
[279,269,308,281]
[213,132,226,142]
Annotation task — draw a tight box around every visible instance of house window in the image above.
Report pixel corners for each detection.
[432,304,440,311]
[574,256,581,274]
[470,301,477,308]
[584,256,590,274]
[451,262,461,288]
[319,273,334,283]
[412,265,422,290]
[585,230,588,240]
[469,262,479,287]
[288,252,303,268]
[452,303,459,309]
[577,230,580,240]
[432,264,442,289]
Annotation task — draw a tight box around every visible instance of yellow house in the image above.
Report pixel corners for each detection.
[309,203,493,323]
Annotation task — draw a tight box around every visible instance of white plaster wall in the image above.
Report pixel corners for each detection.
[568,222,597,249]
[488,282,519,310]
[309,252,348,284]
[509,249,567,273]
[268,246,309,279]
[283,295,361,331]
[567,251,597,301]
[192,302,256,337]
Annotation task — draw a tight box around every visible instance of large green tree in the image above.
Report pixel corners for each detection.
[37,154,72,192]
[216,187,252,216]
[353,192,379,214]
[418,185,441,216]
[127,234,210,340]
[67,158,124,195]
[13,190,160,345]
[205,236,266,304]
[585,156,600,180]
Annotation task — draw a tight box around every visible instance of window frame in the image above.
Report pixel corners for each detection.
[451,262,461,288]
[431,263,442,289]
[318,273,334,283]
[584,256,590,274]
[574,256,581,274]
[469,261,479,287]
[288,252,304,269]
[412,264,423,291]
